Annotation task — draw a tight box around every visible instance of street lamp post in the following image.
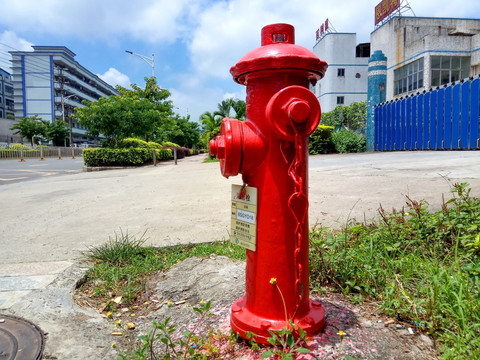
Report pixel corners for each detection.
[125,50,155,78]
[62,93,76,147]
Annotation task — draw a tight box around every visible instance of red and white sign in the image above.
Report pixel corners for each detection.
[375,0,400,25]
[315,18,330,40]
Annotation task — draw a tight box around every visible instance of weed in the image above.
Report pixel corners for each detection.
[309,182,480,359]
[118,300,227,360]
[83,230,148,265]
[77,236,245,308]
[260,322,311,359]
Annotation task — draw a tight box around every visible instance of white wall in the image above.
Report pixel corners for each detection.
[313,33,368,113]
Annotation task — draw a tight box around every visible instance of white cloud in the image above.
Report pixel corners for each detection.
[0,31,33,72]
[97,68,131,88]
[0,0,204,43]
[1,0,478,124]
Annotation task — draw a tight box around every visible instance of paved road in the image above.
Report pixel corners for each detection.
[0,157,84,184]
[0,151,479,359]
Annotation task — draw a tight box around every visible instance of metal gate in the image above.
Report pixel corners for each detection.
[374,77,480,151]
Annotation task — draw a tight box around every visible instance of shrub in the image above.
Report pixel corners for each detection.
[309,125,335,154]
[155,148,173,161]
[331,130,366,153]
[9,144,29,150]
[147,141,164,150]
[164,146,189,159]
[116,138,149,149]
[162,141,181,148]
[83,148,152,167]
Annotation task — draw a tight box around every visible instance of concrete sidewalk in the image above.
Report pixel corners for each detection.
[0,151,479,359]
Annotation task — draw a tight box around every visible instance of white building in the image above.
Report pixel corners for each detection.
[312,33,370,113]
[371,16,480,100]
[9,46,119,145]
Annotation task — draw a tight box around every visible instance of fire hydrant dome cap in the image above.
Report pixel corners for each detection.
[230,23,328,85]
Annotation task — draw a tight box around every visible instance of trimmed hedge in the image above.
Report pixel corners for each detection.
[83,147,174,167]
[83,148,151,166]
[309,125,335,154]
[117,138,150,149]
[156,148,173,161]
[148,142,164,150]
[164,146,191,159]
[9,144,29,150]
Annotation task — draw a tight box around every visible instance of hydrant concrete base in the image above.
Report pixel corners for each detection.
[231,296,325,344]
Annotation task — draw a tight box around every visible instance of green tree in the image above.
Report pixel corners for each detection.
[321,101,367,133]
[167,115,200,148]
[232,99,246,120]
[10,115,48,146]
[213,98,246,120]
[46,119,69,146]
[214,99,234,119]
[74,77,175,147]
[199,98,247,150]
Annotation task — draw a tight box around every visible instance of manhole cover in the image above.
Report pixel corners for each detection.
[0,314,44,360]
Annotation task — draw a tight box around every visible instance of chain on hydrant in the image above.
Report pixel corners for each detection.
[209,23,328,344]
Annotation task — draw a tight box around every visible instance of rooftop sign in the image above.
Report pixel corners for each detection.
[375,0,400,25]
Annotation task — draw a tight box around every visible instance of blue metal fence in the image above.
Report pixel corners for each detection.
[374,78,480,151]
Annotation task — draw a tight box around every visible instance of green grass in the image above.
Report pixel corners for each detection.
[309,182,480,359]
[203,156,219,163]
[80,234,245,304]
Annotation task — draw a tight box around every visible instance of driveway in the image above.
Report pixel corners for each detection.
[1,150,479,359]
[1,151,480,265]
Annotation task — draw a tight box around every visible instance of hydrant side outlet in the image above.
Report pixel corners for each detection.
[214,23,328,343]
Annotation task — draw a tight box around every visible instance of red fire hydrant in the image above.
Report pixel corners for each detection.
[210,23,328,343]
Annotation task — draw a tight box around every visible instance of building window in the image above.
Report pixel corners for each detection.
[337,96,344,105]
[394,57,424,95]
[431,56,470,87]
[337,68,345,77]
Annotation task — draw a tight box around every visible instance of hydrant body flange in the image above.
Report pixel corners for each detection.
[210,23,328,343]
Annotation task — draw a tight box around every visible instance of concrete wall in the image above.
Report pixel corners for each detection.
[0,118,25,144]
[371,17,480,100]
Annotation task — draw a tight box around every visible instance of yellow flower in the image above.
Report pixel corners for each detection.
[200,300,205,304]
[106,312,112,319]
[130,313,135,316]
[115,320,121,326]
[111,342,116,348]
[269,278,277,285]
[167,301,174,307]
[404,212,410,216]
[337,330,346,337]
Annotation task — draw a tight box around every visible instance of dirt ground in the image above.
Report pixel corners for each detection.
[74,256,438,359]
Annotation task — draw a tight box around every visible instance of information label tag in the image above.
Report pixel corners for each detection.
[231,184,257,251]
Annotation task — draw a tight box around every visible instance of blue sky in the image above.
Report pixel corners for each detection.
[0,0,477,123]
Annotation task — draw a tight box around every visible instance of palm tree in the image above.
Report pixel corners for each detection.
[214,99,234,120]
[232,99,246,120]
[200,111,222,140]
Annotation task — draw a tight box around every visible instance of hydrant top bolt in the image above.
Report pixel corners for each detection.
[230,23,328,85]
[288,100,310,123]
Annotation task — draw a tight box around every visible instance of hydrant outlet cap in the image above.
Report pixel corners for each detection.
[230,23,328,85]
